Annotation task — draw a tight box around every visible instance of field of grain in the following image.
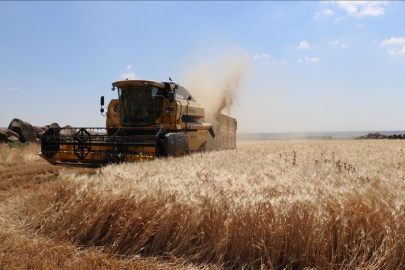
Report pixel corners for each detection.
[1,140,405,269]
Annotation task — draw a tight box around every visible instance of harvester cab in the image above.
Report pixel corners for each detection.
[39,79,216,166]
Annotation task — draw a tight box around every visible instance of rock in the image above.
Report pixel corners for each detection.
[34,126,46,138]
[42,126,49,131]
[88,130,99,136]
[0,129,8,142]
[60,125,77,135]
[36,130,45,139]
[34,126,44,133]
[49,123,60,129]
[353,132,390,140]
[46,123,61,136]
[4,129,19,139]
[8,136,19,142]
[8,118,36,143]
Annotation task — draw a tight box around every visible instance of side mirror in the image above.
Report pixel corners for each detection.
[168,92,174,103]
[100,96,106,116]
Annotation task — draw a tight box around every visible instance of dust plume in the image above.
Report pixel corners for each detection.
[214,62,247,122]
[181,51,251,124]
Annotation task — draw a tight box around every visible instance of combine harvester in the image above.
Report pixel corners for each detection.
[39,79,237,166]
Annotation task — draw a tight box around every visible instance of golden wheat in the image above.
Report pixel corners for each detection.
[6,140,402,269]
[0,143,210,269]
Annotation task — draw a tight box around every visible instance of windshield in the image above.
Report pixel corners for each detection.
[118,85,164,127]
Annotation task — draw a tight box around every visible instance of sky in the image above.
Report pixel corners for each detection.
[1,1,405,133]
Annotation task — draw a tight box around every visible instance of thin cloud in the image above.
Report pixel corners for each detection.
[280,61,289,64]
[253,53,274,64]
[313,9,334,19]
[305,57,319,62]
[387,47,405,55]
[297,59,303,63]
[8,87,20,91]
[335,1,387,19]
[299,41,309,49]
[120,72,138,80]
[381,37,405,46]
[335,16,345,23]
[126,65,132,71]
[328,40,347,49]
[381,37,405,56]
[253,53,271,61]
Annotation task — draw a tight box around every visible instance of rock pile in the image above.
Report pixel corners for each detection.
[0,118,83,144]
[354,132,405,140]
[8,118,37,143]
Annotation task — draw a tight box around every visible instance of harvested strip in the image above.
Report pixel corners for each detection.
[0,164,60,190]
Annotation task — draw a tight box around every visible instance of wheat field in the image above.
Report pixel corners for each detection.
[1,140,405,269]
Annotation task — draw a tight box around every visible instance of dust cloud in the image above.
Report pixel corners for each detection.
[181,51,251,125]
[180,51,251,149]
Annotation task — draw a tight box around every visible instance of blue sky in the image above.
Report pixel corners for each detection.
[1,1,404,133]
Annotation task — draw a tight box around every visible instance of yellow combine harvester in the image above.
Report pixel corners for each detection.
[39,79,237,166]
